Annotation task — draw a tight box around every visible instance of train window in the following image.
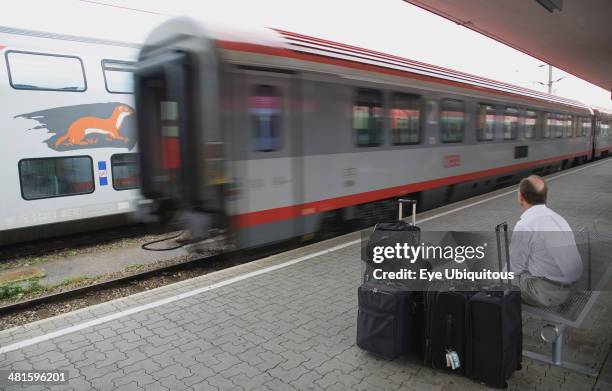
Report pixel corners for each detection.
[524,110,537,139]
[6,51,86,92]
[440,99,464,143]
[598,121,603,136]
[353,88,383,147]
[503,107,518,140]
[476,104,495,141]
[602,121,610,136]
[596,121,602,136]
[560,115,567,137]
[19,156,94,200]
[250,85,282,152]
[390,92,421,145]
[571,116,579,137]
[554,114,564,138]
[580,117,590,137]
[102,60,135,94]
[543,113,553,138]
[427,100,438,125]
[111,153,140,190]
[565,115,574,137]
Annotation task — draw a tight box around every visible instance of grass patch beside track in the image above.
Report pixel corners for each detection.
[125,263,144,272]
[0,275,104,302]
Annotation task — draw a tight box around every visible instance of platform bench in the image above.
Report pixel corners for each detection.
[521,232,612,376]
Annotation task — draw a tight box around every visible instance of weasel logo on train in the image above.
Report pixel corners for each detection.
[15,102,137,151]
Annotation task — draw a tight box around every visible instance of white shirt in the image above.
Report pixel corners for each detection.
[509,204,582,284]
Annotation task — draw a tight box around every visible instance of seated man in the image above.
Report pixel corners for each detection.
[509,175,582,307]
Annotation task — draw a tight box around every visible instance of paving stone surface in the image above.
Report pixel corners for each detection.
[0,159,611,390]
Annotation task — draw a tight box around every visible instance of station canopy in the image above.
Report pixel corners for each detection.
[404,0,612,97]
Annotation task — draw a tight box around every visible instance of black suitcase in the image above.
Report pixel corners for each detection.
[356,281,419,359]
[411,290,427,358]
[357,199,427,359]
[424,282,475,373]
[364,199,421,283]
[467,222,522,389]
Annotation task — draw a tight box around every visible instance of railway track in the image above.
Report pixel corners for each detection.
[0,223,169,262]
[0,237,300,328]
[0,252,222,315]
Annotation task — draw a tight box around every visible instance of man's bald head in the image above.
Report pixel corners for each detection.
[519,175,547,206]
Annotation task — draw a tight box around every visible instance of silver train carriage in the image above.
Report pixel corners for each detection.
[138,18,610,249]
[0,26,142,245]
[593,108,612,159]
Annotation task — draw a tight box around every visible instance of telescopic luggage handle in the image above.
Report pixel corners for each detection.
[398,199,417,225]
[495,222,511,290]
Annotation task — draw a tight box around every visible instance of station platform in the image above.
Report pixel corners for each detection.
[1,158,612,391]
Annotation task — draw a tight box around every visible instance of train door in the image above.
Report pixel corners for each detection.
[587,115,594,158]
[592,116,600,158]
[136,51,195,206]
[237,70,299,247]
[135,49,225,237]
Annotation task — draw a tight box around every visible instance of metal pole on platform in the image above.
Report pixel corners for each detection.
[552,326,564,365]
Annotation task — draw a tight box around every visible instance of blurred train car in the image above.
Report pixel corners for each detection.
[593,108,612,159]
[0,26,142,245]
[134,17,609,249]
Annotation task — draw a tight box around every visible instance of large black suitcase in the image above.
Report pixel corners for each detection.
[364,199,421,283]
[424,282,475,373]
[356,282,419,358]
[466,222,522,389]
[357,199,423,359]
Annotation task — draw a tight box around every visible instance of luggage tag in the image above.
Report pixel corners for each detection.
[449,350,460,370]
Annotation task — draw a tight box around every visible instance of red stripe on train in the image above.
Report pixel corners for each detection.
[233,150,590,228]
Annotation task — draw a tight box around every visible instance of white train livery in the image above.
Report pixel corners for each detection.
[0,26,140,245]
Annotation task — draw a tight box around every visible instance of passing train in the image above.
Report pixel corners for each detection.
[134,17,611,249]
[0,26,142,245]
